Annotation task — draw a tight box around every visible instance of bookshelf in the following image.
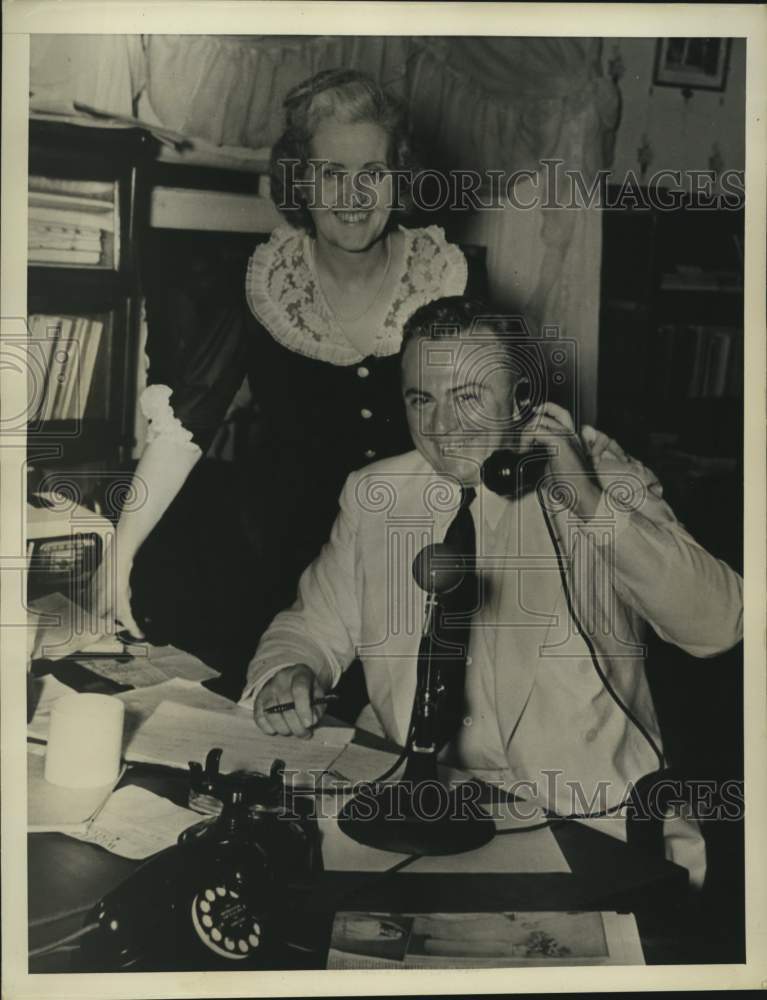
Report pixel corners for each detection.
[27,119,155,508]
[598,189,744,569]
[598,191,745,933]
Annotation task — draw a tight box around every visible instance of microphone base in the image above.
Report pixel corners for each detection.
[336,779,495,857]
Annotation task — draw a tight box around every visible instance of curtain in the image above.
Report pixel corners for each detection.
[29,35,146,117]
[144,35,410,147]
[29,34,619,424]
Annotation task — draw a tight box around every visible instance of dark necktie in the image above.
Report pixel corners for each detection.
[419,486,478,751]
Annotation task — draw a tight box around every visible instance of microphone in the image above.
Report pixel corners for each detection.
[411,541,466,597]
[335,539,495,856]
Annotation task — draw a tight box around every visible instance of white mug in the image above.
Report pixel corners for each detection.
[45,693,124,788]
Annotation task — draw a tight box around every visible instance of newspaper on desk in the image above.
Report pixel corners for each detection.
[327,911,645,968]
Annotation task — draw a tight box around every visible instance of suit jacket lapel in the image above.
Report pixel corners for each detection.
[490,489,569,751]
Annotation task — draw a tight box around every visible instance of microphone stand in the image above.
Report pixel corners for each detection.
[336,544,495,856]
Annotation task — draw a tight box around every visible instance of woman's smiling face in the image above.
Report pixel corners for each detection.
[305,117,394,253]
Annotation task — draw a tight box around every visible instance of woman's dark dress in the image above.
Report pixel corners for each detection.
[131,225,470,689]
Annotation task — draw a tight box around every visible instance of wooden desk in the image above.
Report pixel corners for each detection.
[27,661,698,972]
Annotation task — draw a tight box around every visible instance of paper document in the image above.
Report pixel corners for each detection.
[28,749,121,833]
[331,744,403,784]
[117,678,239,742]
[141,645,220,682]
[327,911,645,968]
[406,808,570,874]
[125,701,345,776]
[68,785,201,859]
[76,635,136,657]
[29,676,235,745]
[74,656,170,688]
[71,644,219,687]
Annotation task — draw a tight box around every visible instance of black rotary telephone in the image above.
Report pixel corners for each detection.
[78,753,321,972]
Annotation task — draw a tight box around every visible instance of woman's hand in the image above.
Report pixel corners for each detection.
[253,664,328,739]
[94,554,145,640]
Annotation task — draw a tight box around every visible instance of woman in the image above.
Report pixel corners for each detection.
[107,69,469,683]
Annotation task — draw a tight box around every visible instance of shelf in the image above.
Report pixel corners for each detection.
[598,196,743,476]
[29,117,154,166]
[659,282,743,295]
[28,266,131,306]
[26,118,150,479]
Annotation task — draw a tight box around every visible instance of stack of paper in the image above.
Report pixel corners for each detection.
[28,178,115,267]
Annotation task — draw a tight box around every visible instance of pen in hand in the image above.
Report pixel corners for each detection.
[264,693,339,716]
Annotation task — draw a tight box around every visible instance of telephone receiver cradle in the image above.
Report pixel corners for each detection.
[78,751,320,972]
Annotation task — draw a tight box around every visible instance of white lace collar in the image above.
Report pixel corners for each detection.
[245,224,468,365]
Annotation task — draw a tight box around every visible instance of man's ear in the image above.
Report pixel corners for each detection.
[511,378,532,421]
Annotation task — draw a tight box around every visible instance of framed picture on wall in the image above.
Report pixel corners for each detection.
[653,38,732,91]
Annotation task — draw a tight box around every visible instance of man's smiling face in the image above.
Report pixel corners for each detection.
[402,328,522,486]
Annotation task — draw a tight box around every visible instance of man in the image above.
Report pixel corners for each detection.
[240,297,743,887]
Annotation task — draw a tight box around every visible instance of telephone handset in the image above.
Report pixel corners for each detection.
[481,377,550,500]
[78,753,320,972]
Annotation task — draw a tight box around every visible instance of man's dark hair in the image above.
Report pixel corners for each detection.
[401,295,543,408]
[402,295,530,353]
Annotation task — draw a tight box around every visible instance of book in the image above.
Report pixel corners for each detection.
[75,318,104,419]
[685,326,708,398]
[29,229,103,252]
[39,317,73,420]
[27,315,59,421]
[48,320,78,420]
[28,248,102,266]
[706,329,732,398]
[55,317,87,420]
[652,323,676,405]
[28,205,114,233]
[29,175,114,202]
[725,331,743,397]
[28,189,115,216]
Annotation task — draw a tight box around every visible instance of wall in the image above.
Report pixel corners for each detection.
[607,37,746,185]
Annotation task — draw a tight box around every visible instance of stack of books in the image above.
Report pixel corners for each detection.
[28,177,117,268]
[27,314,105,421]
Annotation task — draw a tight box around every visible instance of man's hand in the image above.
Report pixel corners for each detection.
[517,403,622,519]
[253,664,328,739]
